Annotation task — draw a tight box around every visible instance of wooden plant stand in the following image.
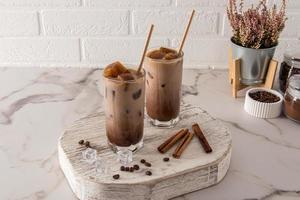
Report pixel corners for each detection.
[228,49,278,98]
[58,104,232,200]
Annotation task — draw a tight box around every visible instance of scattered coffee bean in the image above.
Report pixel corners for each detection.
[145,171,152,176]
[120,166,125,171]
[163,157,170,162]
[78,140,84,145]
[113,174,120,180]
[125,167,130,171]
[129,167,134,172]
[145,162,151,167]
[133,164,140,170]
[85,141,90,147]
[140,159,146,164]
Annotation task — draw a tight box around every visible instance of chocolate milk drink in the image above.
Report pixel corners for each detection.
[144,10,194,127]
[103,62,145,151]
[144,47,183,127]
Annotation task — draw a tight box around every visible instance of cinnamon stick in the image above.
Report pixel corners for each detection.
[157,129,188,153]
[192,123,212,153]
[172,131,194,159]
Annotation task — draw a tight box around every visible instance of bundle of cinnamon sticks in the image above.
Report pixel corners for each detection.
[157,123,212,159]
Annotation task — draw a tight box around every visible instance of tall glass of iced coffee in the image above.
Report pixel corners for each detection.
[144,47,183,127]
[103,61,145,152]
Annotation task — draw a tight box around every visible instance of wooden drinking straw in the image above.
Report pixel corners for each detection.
[137,24,154,73]
[178,10,195,53]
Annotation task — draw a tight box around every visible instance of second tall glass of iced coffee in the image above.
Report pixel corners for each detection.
[144,10,194,127]
[144,47,183,127]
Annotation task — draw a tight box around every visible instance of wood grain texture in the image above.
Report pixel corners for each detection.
[263,60,278,89]
[58,104,232,200]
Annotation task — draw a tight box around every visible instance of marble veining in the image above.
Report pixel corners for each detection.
[181,71,202,98]
[220,118,300,151]
[0,67,300,200]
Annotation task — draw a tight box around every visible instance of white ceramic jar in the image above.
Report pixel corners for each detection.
[244,88,283,118]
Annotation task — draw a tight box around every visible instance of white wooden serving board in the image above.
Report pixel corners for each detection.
[58,104,232,200]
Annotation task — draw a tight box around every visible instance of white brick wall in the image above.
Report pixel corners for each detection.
[0,11,39,36]
[0,0,298,68]
[84,0,172,8]
[0,0,81,7]
[83,38,169,65]
[0,38,80,63]
[133,10,219,36]
[42,10,129,36]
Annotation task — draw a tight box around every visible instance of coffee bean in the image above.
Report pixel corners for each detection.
[163,157,170,162]
[140,159,146,164]
[113,174,120,179]
[85,141,90,147]
[78,140,84,145]
[145,171,152,176]
[120,166,125,171]
[125,167,130,171]
[133,164,139,170]
[145,162,151,167]
[129,167,134,172]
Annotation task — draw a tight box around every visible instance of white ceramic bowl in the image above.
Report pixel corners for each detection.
[244,88,283,118]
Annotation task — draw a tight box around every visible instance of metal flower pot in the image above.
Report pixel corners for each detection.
[231,39,277,85]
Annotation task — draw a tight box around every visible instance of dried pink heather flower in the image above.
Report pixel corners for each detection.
[227,0,287,49]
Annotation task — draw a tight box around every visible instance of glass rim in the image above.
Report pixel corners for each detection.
[145,46,184,63]
[103,67,145,84]
[284,50,300,67]
[288,74,300,91]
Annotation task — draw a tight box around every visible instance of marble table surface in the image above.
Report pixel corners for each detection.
[0,67,300,200]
